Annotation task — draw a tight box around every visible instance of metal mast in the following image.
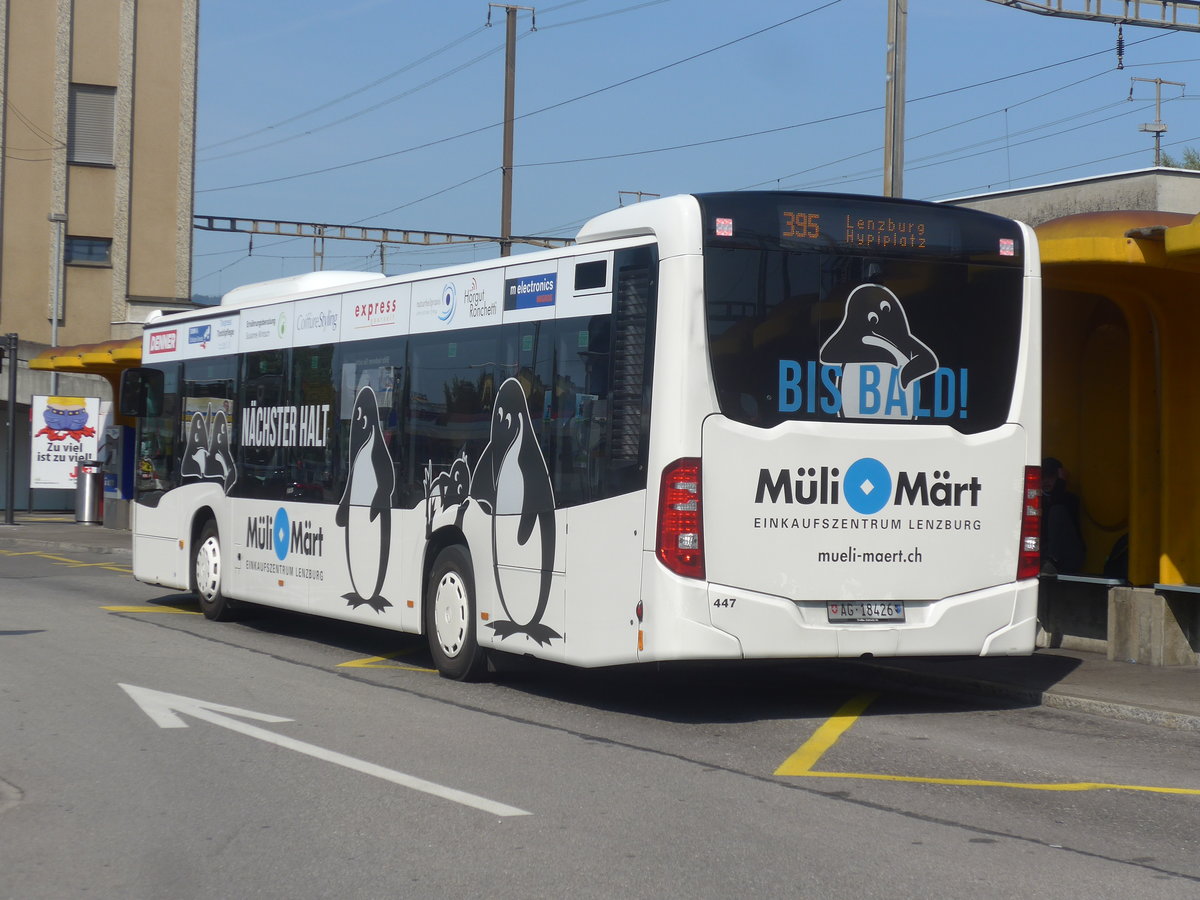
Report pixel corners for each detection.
[983,1,1200,32]
[883,0,908,197]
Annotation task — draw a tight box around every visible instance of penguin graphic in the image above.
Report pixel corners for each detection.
[820,283,938,420]
[180,411,211,480]
[335,385,395,612]
[469,377,559,645]
[424,452,471,537]
[205,409,237,493]
[180,405,239,493]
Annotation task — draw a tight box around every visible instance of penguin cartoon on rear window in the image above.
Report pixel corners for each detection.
[336,385,395,612]
[820,283,938,420]
[470,377,559,646]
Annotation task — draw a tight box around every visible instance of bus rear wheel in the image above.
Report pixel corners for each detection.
[194,520,238,621]
[426,545,486,681]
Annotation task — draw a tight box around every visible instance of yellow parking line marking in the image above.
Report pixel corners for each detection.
[775,692,878,775]
[337,649,436,673]
[791,771,1200,795]
[777,692,1200,795]
[103,604,201,615]
[0,548,130,573]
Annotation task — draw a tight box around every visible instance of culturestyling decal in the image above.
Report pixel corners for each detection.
[180,405,238,493]
[423,376,560,646]
[335,385,394,612]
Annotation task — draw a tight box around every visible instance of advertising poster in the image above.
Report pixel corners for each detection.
[30,395,101,489]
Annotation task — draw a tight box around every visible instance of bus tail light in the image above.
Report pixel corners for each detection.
[657,458,705,579]
[1017,465,1041,580]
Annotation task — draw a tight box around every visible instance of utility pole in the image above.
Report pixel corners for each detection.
[48,212,66,394]
[1131,76,1186,166]
[4,332,18,525]
[490,4,535,257]
[883,0,907,197]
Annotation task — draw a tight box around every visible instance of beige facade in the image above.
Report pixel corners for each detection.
[0,0,197,347]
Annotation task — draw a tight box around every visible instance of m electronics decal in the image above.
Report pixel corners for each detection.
[504,273,557,310]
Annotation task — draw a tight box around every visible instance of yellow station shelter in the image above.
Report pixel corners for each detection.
[957,169,1200,664]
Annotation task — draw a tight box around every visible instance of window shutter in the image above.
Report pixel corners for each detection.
[68,84,116,165]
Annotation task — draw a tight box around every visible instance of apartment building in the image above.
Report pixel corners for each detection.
[0,0,198,346]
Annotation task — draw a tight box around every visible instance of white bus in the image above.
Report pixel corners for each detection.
[122,192,1041,679]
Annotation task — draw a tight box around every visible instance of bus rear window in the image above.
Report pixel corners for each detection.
[704,247,1024,433]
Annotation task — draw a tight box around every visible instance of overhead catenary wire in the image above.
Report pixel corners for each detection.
[195,0,845,194]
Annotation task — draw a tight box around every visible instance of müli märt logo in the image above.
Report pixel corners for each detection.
[754,458,982,513]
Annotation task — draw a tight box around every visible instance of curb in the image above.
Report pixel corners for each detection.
[843,659,1200,733]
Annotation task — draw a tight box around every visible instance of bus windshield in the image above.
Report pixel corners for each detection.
[699,193,1026,434]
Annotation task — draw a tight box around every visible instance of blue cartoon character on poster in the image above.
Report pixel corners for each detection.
[35,397,96,442]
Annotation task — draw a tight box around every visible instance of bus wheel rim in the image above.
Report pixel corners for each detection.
[196,537,221,602]
[433,572,468,658]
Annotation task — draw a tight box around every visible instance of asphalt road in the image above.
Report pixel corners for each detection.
[3,546,1199,899]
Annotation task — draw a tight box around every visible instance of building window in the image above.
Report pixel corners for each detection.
[67,84,116,166]
[65,236,112,266]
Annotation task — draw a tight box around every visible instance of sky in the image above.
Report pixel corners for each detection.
[191,0,1200,297]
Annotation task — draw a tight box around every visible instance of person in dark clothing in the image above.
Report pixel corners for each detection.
[1041,456,1086,574]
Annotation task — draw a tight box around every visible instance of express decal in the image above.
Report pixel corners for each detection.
[777,283,968,421]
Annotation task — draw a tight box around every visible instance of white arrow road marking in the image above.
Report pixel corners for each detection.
[119,683,530,817]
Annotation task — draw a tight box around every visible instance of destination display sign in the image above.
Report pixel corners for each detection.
[700,192,1024,265]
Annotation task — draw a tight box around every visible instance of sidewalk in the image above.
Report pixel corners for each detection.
[4,512,1200,731]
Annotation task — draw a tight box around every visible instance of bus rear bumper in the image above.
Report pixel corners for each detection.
[691,579,1039,660]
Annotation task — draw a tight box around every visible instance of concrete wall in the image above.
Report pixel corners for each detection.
[948,168,1200,227]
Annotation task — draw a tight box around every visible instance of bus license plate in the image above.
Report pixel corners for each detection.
[827,601,905,623]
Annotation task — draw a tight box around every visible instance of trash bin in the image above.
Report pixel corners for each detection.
[75,460,103,525]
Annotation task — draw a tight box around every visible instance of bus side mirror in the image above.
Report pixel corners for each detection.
[119,367,163,418]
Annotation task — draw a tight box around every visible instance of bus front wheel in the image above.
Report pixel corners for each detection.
[194,520,238,621]
[425,545,486,681]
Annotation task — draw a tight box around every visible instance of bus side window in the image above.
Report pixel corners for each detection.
[237,349,288,500]
[180,356,237,490]
[290,344,338,503]
[551,244,657,506]
[405,327,516,505]
[333,338,407,506]
[134,362,180,500]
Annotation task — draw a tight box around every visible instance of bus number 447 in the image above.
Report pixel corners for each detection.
[713,598,737,608]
